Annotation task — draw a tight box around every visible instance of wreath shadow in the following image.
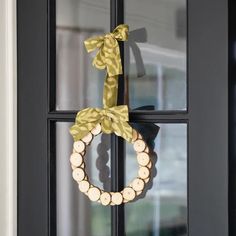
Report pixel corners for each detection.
[95,121,159,202]
[130,122,159,202]
[95,27,160,202]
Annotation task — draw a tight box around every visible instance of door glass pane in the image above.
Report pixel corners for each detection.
[125,123,187,236]
[56,0,110,110]
[56,122,111,236]
[125,0,187,111]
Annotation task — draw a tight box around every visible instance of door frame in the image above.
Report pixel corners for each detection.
[17,0,232,236]
[0,0,17,235]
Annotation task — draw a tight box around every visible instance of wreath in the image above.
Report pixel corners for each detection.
[69,24,156,205]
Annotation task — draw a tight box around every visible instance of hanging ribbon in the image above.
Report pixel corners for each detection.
[84,24,129,76]
[70,105,132,142]
[70,24,133,143]
[102,75,118,108]
[84,24,129,108]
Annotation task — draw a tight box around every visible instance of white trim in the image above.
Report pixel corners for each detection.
[0,0,17,235]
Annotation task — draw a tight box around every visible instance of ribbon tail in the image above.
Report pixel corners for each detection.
[70,122,97,141]
[103,74,118,108]
[101,118,113,134]
[112,121,133,142]
[84,36,104,53]
[93,49,106,70]
[109,105,129,122]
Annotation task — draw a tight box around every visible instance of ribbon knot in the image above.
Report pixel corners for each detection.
[84,24,129,76]
[100,108,108,116]
[100,108,114,120]
[70,105,133,142]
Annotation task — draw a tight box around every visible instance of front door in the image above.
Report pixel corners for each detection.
[17,0,232,236]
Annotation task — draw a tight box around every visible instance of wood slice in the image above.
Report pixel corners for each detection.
[132,178,145,191]
[123,187,136,201]
[132,129,139,142]
[111,192,123,205]
[138,166,150,179]
[73,141,85,153]
[70,153,83,167]
[82,132,93,144]
[134,140,146,152]
[88,187,101,201]
[100,192,111,206]
[91,124,102,135]
[79,180,90,193]
[137,152,150,166]
[72,168,85,182]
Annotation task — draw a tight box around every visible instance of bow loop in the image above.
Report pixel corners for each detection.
[75,107,101,124]
[70,105,132,142]
[109,105,129,121]
[84,24,129,76]
[112,24,129,41]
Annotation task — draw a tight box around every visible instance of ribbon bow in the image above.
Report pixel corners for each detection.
[70,105,133,142]
[84,24,129,76]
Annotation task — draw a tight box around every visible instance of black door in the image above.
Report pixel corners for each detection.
[17,0,233,236]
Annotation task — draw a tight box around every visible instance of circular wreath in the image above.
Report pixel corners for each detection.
[70,123,152,206]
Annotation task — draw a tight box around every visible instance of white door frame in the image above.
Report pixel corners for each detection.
[0,0,17,235]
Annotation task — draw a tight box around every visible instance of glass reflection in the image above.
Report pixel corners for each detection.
[125,124,187,236]
[125,0,187,110]
[56,122,111,236]
[56,0,110,110]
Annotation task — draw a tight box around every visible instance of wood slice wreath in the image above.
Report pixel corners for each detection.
[69,24,158,205]
[70,124,152,206]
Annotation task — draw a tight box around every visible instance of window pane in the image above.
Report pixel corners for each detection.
[125,123,187,236]
[56,0,110,110]
[56,122,111,236]
[124,0,187,111]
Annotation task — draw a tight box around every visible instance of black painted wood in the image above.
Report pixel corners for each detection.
[17,0,230,236]
[229,1,236,235]
[48,0,56,112]
[110,1,125,236]
[188,0,228,235]
[17,0,48,235]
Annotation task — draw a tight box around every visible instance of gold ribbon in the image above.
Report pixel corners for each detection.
[84,24,129,76]
[85,24,129,108]
[103,74,118,108]
[70,25,132,143]
[70,105,133,142]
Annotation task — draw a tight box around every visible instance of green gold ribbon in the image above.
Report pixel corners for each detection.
[103,74,118,108]
[84,24,129,108]
[84,24,129,76]
[70,105,132,142]
[70,24,132,143]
